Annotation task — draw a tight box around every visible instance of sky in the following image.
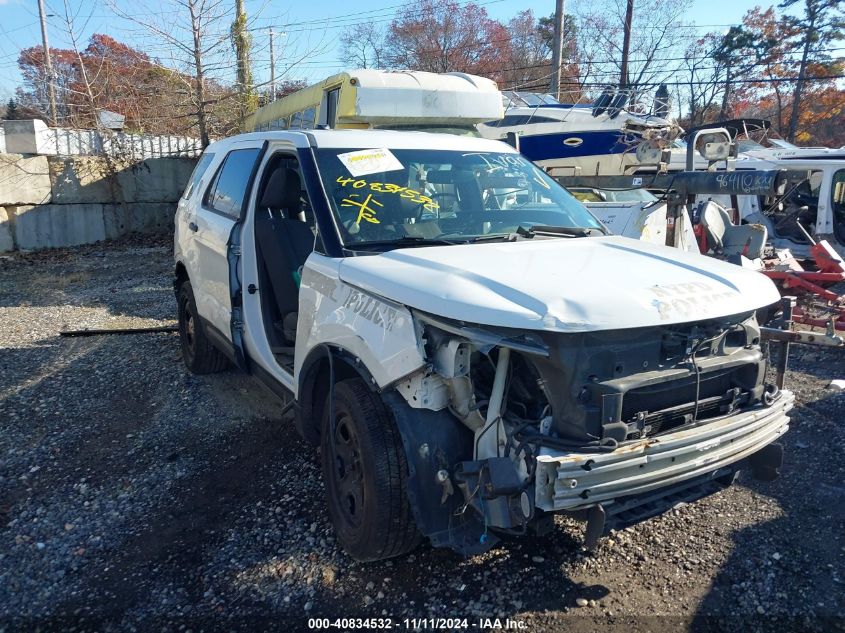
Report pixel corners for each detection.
[0,0,773,101]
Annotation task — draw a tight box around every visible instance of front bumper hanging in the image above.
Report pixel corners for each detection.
[534,390,795,512]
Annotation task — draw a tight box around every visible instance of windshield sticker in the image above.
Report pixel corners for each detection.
[341,193,383,225]
[336,176,439,212]
[337,148,404,177]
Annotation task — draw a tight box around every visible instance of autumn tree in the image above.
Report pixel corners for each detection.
[724,5,843,144]
[498,10,580,97]
[729,7,796,132]
[778,0,844,141]
[382,0,511,77]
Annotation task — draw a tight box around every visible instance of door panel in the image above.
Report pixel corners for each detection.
[193,145,262,337]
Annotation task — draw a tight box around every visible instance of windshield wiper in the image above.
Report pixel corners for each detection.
[344,236,462,251]
[469,232,521,243]
[517,224,607,238]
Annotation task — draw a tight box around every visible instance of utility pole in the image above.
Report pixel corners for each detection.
[269,28,275,102]
[549,0,566,99]
[619,0,634,88]
[37,0,58,126]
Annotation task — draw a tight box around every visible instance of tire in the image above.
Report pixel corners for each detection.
[321,378,421,561]
[177,279,228,375]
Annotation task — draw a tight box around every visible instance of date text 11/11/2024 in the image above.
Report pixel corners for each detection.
[307,617,529,630]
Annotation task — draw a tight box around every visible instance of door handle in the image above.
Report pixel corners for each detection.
[188,221,198,232]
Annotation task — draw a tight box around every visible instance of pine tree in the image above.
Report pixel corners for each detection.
[5,98,20,120]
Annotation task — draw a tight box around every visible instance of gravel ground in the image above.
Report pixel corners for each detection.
[0,236,843,632]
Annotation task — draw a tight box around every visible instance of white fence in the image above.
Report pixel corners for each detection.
[1,120,202,159]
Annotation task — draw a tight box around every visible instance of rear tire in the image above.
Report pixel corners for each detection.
[177,279,228,374]
[321,378,421,561]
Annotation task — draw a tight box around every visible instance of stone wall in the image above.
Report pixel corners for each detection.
[0,153,197,251]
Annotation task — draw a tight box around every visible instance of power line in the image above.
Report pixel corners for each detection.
[505,73,845,91]
[250,0,508,33]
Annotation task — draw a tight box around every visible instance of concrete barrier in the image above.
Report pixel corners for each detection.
[5,202,176,251]
[0,154,52,205]
[0,151,194,251]
[48,157,196,204]
[0,207,14,251]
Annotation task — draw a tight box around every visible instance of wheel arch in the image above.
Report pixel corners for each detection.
[173,260,190,295]
[295,344,379,446]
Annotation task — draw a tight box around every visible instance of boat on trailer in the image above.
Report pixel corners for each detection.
[476,89,678,176]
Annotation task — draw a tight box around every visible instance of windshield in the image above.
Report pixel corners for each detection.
[314,147,605,247]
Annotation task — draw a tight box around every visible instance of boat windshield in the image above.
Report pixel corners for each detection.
[768,139,798,149]
[515,92,546,106]
[314,147,605,248]
[737,139,767,152]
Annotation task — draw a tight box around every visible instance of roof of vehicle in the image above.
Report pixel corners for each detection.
[206,128,518,153]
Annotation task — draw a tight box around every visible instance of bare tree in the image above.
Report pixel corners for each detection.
[108,0,236,146]
[340,23,387,69]
[575,0,693,98]
[675,33,728,126]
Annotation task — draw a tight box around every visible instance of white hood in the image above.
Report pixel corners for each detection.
[338,236,780,332]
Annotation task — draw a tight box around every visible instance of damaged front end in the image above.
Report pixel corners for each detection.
[388,310,793,555]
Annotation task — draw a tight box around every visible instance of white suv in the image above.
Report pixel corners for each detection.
[174,129,793,561]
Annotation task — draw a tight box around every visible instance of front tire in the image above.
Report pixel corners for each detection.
[177,279,228,375]
[321,378,421,561]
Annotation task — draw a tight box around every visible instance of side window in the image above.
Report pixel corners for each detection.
[203,148,261,219]
[324,88,339,127]
[290,111,303,129]
[301,107,316,130]
[182,152,215,199]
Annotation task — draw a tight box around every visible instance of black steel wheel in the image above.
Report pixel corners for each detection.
[321,377,421,561]
[177,279,227,374]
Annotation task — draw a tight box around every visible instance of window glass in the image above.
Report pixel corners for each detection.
[325,88,340,127]
[182,152,215,199]
[290,111,303,129]
[301,107,316,130]
[314,148,604,247]
[205,148,261,218]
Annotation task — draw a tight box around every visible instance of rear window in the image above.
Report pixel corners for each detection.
[182,152,214,199]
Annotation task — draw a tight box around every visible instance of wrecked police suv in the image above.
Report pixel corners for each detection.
[174,130,793,561]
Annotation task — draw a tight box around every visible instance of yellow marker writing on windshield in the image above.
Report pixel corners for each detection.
[341,193,382,225]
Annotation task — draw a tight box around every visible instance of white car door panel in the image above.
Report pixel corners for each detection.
[193,144,262,337]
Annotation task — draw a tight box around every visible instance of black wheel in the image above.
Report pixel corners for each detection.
[177,279,228,374]
[321,378,421,561]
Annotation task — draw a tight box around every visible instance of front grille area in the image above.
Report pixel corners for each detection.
[622,368,750,438]
[627,391,745,438]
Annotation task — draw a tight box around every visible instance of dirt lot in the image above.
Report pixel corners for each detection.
[0,237,843,632]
